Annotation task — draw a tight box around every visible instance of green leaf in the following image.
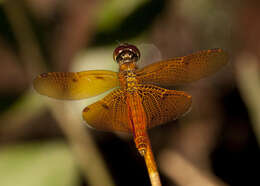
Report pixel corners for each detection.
[0,141,79,186]
[97,0,148,31]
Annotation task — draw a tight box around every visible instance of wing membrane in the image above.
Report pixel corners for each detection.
[33,70,119,100]
[136,84,192,128]
[82,89,131,132]
[83,85,192,132]
[136,49,228,86]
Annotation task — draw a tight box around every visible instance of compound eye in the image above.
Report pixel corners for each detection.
[113,43,140,63]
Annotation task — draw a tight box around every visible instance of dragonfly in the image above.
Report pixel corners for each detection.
[33,43,228,184]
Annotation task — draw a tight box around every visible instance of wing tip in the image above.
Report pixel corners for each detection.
[210,48,229,62]
[201,48,229,68]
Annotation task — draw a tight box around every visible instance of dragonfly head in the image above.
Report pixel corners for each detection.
[113,43,140,64]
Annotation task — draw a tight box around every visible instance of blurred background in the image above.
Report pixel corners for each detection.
[0,0,260,186]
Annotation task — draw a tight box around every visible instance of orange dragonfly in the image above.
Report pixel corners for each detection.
[33,43,228,184]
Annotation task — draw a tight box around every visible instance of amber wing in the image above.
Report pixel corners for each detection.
[136,84,192,128]
[33,70,119,100]
[83,84,191,133]
[136,49,228,86]
[82,88,131,132]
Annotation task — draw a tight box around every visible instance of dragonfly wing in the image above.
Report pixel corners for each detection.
[136,49,228,86]
[82,89,131,132]
[137,84,192,128]
[33,70,119,100]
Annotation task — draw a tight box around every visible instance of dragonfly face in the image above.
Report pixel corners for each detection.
[113,43,140,65]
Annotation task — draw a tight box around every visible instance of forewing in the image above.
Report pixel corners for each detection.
[136,49,228,86]
[33,70,119,100]
[82,89,131,132]
[137,84,192,128]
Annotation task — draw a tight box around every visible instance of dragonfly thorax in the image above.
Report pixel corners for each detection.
[114,44,140,90]
[118,67,138,91]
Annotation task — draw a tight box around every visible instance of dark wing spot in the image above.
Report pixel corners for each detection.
[83,107,90,112]
[72,78,78,82]
[40,73,48,78]
[101,104,109,110]
[95,76,105,80]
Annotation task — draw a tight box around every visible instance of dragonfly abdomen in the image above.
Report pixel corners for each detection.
[126,92,149,155]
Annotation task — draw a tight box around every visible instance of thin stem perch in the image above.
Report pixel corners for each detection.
[143,137,162,186]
